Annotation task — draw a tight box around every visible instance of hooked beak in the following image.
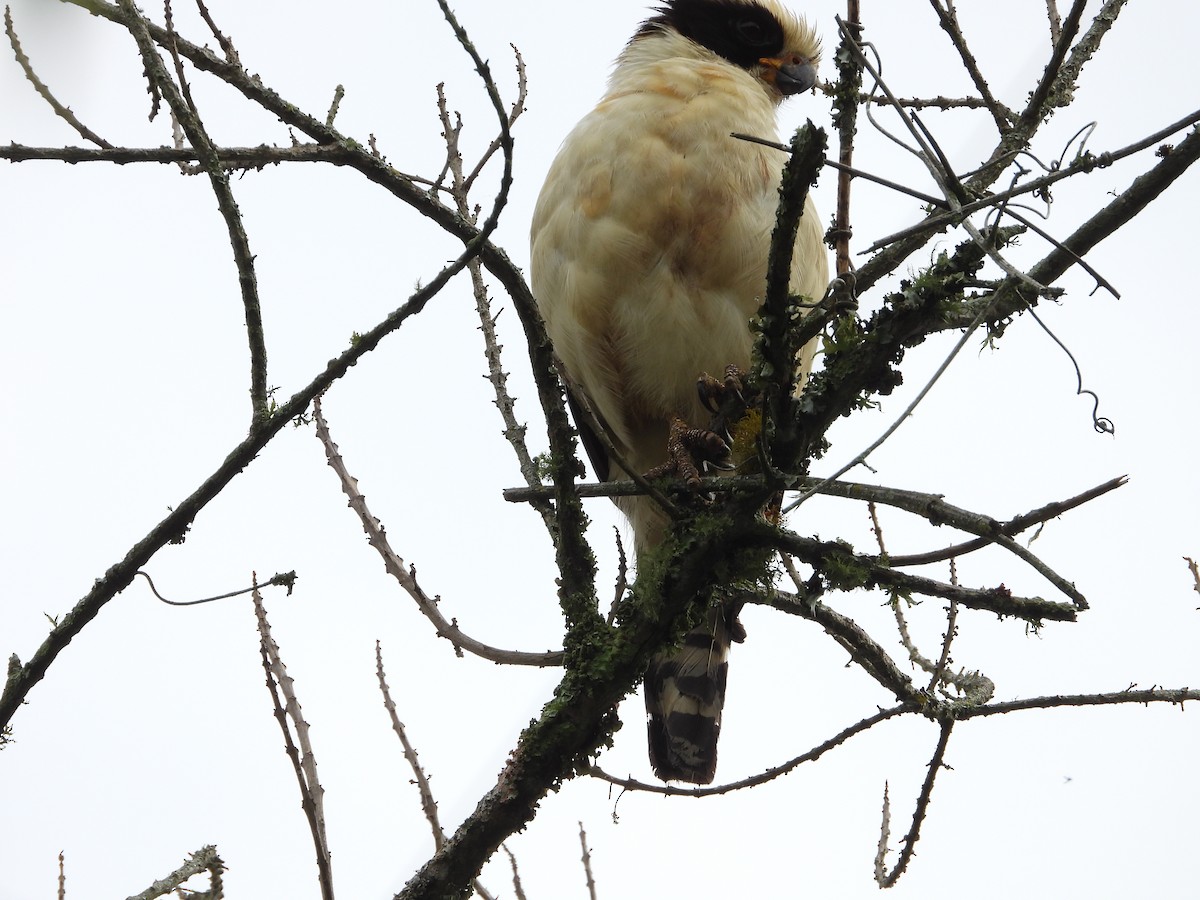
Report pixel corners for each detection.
[759,55,818,96]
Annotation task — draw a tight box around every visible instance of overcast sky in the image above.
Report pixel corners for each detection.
[2,1,1199,898]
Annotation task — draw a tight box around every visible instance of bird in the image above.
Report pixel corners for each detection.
[530,0,828,784]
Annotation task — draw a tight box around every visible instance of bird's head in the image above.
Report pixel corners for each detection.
[628,0,821,101]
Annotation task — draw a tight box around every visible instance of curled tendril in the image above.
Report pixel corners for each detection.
[137,569,297,606]
[1023,304,1115,435]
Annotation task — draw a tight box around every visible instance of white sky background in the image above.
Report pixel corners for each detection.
[2,0,1198,897]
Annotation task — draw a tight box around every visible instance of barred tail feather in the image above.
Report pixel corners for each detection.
[645,604,742,784]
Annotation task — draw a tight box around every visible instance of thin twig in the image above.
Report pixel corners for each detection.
[325,84,344,127]
[1185,557,1200,606]
[578,823,598,900]
[927,1,1012,132]
[127,0,270,424]
[1046,0,1063,45]
[0,217,501,733]
[873,784,890,885]
[501,846,528,900]
[1049,0,1129,118]
[608,527,628,625]
[376,643,497,900]
[194,0,237,63]
[1000,205,1118,299]
[888,475,1126,566]
[863,105,1200,253]
[854,92,1003,110]
[760,588,924,703]
[769,533,1080,623]
[929,594,959,693]
[252,580,334,900]
[5,7,113,147]
[589,705,910,795]
[314,398,562,667]
[432,78,555,538]
[125,846,225,900]
[377,642,445,850]
[955,687,1200,718]
[876,720,953,887]
[462,44,527,196]
[782,291,995,514]
[1018,0,1088,130]
[853,0,1135,296]
[831,6,863,277]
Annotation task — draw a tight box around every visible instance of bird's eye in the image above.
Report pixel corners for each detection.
[734,17,771,47]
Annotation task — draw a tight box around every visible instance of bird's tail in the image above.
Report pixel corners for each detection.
[645,601,745,784]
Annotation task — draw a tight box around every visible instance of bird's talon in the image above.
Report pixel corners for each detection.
[697,372,726,415]
[646,414,733,491]
[722,364,747,405]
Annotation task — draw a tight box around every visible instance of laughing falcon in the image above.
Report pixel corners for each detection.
[530,0,827,784]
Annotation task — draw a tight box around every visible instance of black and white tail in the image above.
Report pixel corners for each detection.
[644,603,744,784]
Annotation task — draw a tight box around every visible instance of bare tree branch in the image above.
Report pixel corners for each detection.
[853,0,1134,295]
[253,578,334,900]
[116,0,269,422]
[1046,0,1063,45]
[0,210,498,734]
[1018,0,1103,130]
[431,74,555,540]
[578,823,598,900]
[0,0,517,736]
[125,845,225,900]
[955,688,1200,718]
[927,1,1013,132]
[501,846,528,900]
[888,476,1127,567]
[315,399,562,667]
[589,705,910,795]
[5,7,113,147]
[1185,557,1200,605]
[377,642,446,851]
[876,720,954,887]
[376,643,497,900]
[862,106,1200,253]
[5,2,1197,896]
[995,0,1125,171]
[830,7,863,278]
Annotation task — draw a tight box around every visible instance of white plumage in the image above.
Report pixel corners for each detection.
[531,0,828,783]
